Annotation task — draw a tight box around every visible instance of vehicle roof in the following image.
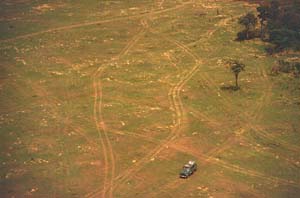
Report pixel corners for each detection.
[188,161,196,165]
[184,161,196,167]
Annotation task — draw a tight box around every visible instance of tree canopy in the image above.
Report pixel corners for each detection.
[237,0,300,52]
[237,13,258,40]
[227,60,246,89]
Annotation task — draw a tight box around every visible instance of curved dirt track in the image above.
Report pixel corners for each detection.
[9,1,299,197]
[107,22,210,192]
[92,67,116,198]
[112,59,200,193]
[0,1,193,43]
[84,4,199,196]
[89,7,299,197]
[164,25,300,154]
[91,8,299,196]
[87,18,151,198]
[172,144,300,188]
[143,21,300,196]
[85,22,148,198]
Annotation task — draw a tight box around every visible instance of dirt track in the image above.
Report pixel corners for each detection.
[87,2,300,197]
[0,1,193,43]
[3,0,299,197]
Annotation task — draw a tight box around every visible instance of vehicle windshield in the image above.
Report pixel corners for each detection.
[182,168,191,174]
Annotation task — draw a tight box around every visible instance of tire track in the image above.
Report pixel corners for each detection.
[178,15,275,137]
[92,65,115,198]
[0,1,193,43]
[146,25,299,195]
[110,43,200,193]
[170,144,300,188]
[243,56,272,122]
[17,2,299,196]
[29,78,108,196]
[148,132,299,198]
[102,21,207,194]
[145,32,238,196]
[199,64,273,159]
[85,21,148,198]
[189,104,300,167]
[194,55,300,158]
[88,10,299,198]
[170,38,300,174]
[32,83,104,153]
[201,62,300,152]
[238,62,299,152]
[162,29,300,153]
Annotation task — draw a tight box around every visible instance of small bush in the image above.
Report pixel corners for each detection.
[236,29,260,41]
[278,60,294,73]
[249,29,261,39]
[272,60,300,76]
[236,30,247,41]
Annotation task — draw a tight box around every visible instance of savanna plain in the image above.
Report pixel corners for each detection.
[0,0,300,198]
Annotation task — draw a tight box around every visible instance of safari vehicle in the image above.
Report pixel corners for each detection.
[179,161,197,178]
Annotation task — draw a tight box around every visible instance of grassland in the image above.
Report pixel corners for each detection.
[0,0,300,198]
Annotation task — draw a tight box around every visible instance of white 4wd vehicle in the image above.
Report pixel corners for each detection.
[179,161,197,178]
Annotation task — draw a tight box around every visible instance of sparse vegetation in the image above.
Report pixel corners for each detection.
[237,13,258,40]
[0,1,300,198]
[237,0,300,53]
[272,59,300,77]
[227,60,246,89]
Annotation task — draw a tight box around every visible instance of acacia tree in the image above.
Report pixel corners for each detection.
[227,60,245,89]
[238,13,257,39]
[269,0,280,22]
[257,5,269,39]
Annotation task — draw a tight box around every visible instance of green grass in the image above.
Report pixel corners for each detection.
[1,0,300,197]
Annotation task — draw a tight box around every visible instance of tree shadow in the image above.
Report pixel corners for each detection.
[220,85,240,91]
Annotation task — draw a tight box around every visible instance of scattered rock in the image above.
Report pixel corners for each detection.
[50,71,64,76]
[15,57,26,65]
[30,188,38,193]
[5,173,11,179]
[129,7,139,11]
[150,107,161,111]
[203,187,209,191]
